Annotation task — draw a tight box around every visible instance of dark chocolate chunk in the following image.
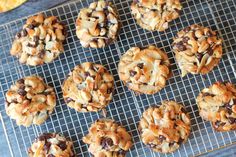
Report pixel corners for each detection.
[21,29,28,37]
[65,97,74,103]
[43,142,51,153]
[158,135,166,142]
[137,63,144,69]
[183,26,191,33]
[57,141,67,151]
[129,70,137,77]
[33,36,39,42]
[39,50,45,59]
[17,79,25,84]
[182,36,190,43]
[207,47,213,56]
[196,53,203,62]
[27,43,37,48]
[101,138,113,149]
[48,154,55,157]
[228,117,236,124]
[169,142,175,146]
[107,88,113,94]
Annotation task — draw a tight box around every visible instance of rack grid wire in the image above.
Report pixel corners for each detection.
[0,0,236,156]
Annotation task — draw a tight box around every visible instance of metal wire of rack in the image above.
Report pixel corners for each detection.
[0,0,236,156]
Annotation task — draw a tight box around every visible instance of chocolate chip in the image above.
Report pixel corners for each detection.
[158,135,166,142]
[17,79,24,84]
[65,97,74,103]
[43,142,51,153]
[84,72,90,78]
[214,121,226,128]
[202,92,215,97]
[183,26,191,33]
[196,53,203,62]
[206,31,213,37]
[181,107,187,114]
[27,43,37,48]
[207,47,213,56]
[137,63,144,69]
[129,70,137,77]
[177,138,184,145]
[57,141,67,151]
[228,117,236,124]
[21,29,27,37]
[33,36,39,42]
[118,149,126,155]
[169,142,175,146]
[101,138,113,149]
[16,32,21,39]
[48,154,55,157]
[17,88,26,96]
[38,133,53,141]
[147,143,156,148]
[38,50,45,58]
[182,36,190,43]
[107,88,113,94]
[175,41,186,51]
[27,24,34,29]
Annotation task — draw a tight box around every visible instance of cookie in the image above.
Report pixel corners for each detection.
[83,119,133,157]
[173,24,223,77]
[5,76,56,127]
[118,45,171,95]
[62,62,114,112]
[131,0,182,31]
[139,101,191,153]
[28,133,74,157]
[196,82,236,131]
[0,0,27,13]
[10,13,67,66]
[76,0,120,48]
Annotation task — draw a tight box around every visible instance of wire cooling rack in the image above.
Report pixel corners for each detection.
[0,0,236,156]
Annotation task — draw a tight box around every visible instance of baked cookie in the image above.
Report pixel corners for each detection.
[28,133,74,157]
[5,76,56,127]
[76,0,120,48]
[196,82,236,131]
[139,101,191,153]
[62,62,114,112]
[173,24,223,77]
[83,119,133,157]
[10,13,67,66]
[0,0,27,13]
[118,45,171,95]
[131,0,182,31]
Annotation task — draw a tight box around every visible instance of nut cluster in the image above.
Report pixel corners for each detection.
[76,1,120,48]
[173,24,223,77]
[10,13,67,66]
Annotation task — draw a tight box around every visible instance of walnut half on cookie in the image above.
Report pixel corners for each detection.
[173,24,223,77]
[131,0,182,31]
[5,76,56,127]
[76,0,120,48]
[83,119,133,157]
[62,62,114,112]
[10,13,67,66]
[118,45,171,95]
[139,101,191,153]
[196,82,236,132]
